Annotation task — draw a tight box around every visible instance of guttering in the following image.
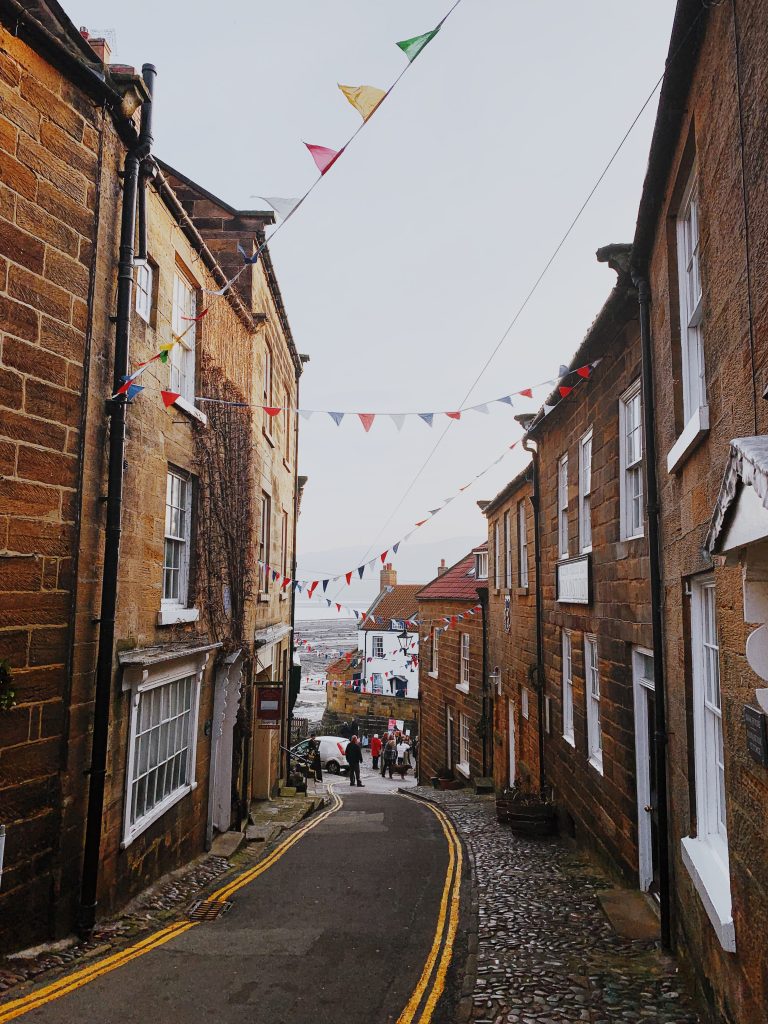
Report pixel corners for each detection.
[78,63,156,939]
[522,435,546,797]
[631,268,672,952]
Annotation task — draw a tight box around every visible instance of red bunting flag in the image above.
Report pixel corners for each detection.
[559,385,573,398]
[415,519,428,527]
[358,413,375,432]
[161,390,181,408]
[282,576,291,590]
[264,406,282,417]
[345,571,353,585]
[380,551,388,563]
[305,143,343,175]
[518,388,533,399]
[576,364,592,379]
[180,308,209,322]
[336,603,342,612]
[308,581,319,598]
[445,411,461,420]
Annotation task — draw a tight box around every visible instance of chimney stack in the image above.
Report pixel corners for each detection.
[80,28,112,65]
[437,558,447,576]
[380,563,397,590]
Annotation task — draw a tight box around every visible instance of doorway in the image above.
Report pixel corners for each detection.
[445,706,454,771]
[633,647,659,895]
[508,698,516,787]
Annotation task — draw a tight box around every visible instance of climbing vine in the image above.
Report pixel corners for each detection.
[194,355,255,649]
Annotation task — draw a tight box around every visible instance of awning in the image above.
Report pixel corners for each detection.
[253,622,292,649]
[705,437,768,555]
[118,640,222,667]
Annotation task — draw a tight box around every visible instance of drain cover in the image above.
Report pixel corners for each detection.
[186,898,232,921]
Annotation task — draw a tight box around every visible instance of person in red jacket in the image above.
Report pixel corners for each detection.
[370,734,382,770]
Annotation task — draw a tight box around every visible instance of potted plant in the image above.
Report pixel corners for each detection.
[437,767,462,791]
[496,785,557,836]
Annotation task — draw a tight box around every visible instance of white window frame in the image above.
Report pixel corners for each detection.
[562,629,575,746]
[475,550,488,580]
[682,576,734,950]
[504,511,512,589]
[619,380,644,540]
[457,712,470,777]
[494,520,501,589]
[372,635,385,660]
[558,454,569,560]
[121,651,211,847]
[457,633,470,692]
[584,634,603,774]
[170,268,197,406]
[263,344,273,437]
[518,500,529,588]
[579,428,593,553]
[135,260,153,323]
[430,630,439,677]
[676,168,707,429]
[258,492,271,595]
[283,387,291,463]
[159,468,199,626]
[521,687,529,720]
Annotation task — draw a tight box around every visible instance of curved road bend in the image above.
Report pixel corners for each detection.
[6,789,460,1024]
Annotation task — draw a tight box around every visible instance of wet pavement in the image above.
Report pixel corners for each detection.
[410,788,701,1024]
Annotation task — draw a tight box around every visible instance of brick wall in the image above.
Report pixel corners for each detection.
[531,304,653,886]
[485,473,539,792]
[418,596,485,784]
[643,2,768,1018]
[0,23,116,952]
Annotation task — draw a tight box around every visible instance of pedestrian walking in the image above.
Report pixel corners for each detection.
[306,734,323,792]
[383,735,398,779]
[396,736,409,766]
[345,735,364,787]
[380,732,390,776]
[370,734,382,770]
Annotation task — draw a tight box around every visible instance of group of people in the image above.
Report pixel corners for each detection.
[369,731,416,779]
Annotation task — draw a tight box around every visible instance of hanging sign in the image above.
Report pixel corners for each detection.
[257,686,283,729]
[743,705,768,766]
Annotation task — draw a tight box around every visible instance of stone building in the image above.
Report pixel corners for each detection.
[628,0,768,1018]
[358,564,420,698]
[482,467,538,794]
[417,546,487,784]
[0,0,302,954]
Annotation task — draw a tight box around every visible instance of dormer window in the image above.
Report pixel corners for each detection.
[475,550,488,579]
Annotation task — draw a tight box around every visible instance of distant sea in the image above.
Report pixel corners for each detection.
[292,616,359,724]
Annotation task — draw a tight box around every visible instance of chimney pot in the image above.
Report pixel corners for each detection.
[83,32,112,65]
[380,563,397,590]
[437,558,447,576]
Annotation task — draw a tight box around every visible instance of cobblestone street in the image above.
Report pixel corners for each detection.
[411,789,700,1024]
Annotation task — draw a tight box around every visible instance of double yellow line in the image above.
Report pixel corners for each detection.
[0,786,343,1023]
[396,795,463,1024]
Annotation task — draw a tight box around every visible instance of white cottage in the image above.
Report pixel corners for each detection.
[357,565,421,699]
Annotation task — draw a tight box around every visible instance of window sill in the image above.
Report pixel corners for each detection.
[516,586,529,597]
[588,751,604,775]
[262,428,275,448]
[174,395,208,427]
[456,761,470,779]
[121,781,196,848]
[667,405,709,474]
[455,683,469,694]
[282,458,291,473]
[279,591,288,601]
[563,732,576,748]
[681,836,735,951]
[428,670,438,679]
[258,592,270,603]
[620,530,645,543]
[157,605,200,626]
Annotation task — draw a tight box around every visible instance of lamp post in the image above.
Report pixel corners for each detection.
[397,628,410,656]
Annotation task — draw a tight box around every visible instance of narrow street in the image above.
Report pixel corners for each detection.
[0,772,462,1024]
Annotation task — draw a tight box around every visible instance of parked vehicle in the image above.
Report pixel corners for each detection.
[291,736,349,774]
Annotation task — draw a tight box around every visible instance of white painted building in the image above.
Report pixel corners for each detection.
[355,566,421,699]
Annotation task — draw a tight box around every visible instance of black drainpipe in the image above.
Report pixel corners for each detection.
[632,269,672,952]
[286,355,304,780]
[478,587,490,778]
[78,64,156,938]
[522,437,546,798]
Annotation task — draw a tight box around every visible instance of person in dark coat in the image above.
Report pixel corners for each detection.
[307,735,322,782]
[345,735,364,787]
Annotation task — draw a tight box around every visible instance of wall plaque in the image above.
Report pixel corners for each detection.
[556,555,591,605]
[743,704,768,766]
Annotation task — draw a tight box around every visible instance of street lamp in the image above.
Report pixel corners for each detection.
[397,628,410,656]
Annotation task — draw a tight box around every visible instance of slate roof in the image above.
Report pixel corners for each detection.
[362,584,422,630]
[417,543,487,602]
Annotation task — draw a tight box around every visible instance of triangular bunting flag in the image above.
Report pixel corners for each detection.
[338,83,387,121]
[389,414,405,431]
[322,580,330,593]
[308,581,318,598]
[519,388,533,399]
[345,571,353,586]
[559,385,573,398]
[299,409,314,420]
[418,413,434,427]
[558,364,570,378]
[380,551,388,563]
[161,390,180,408]
[357,566,365,579]
[445,411,461,420]
[263,406,281,417]
[428,508,441,516]
[544,404,555,415]
[358,413,375,432]
[329,411,344,426]
[392,542,400,554]
[126,384,144,400]
[396,26,440,63]
[497,395,514,406]
[237,243,259,265]
[259,196,301,221]
[576,364,592,378]
[336,603,342,612]
[415,519,428,528]
[305,143,343,176]
[472,403,489,415]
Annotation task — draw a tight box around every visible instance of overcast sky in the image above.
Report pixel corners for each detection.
[69,0,675,586]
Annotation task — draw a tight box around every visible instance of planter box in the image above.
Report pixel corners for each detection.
[438,778,462,791]
[496,797,557,836]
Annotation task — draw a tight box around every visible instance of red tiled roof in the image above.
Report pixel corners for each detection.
[361,584,422,630]
[417,544,487,601]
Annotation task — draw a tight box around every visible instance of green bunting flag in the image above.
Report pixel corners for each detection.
[396,26,440,63]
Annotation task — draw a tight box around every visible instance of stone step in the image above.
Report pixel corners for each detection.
[209,830,245,858]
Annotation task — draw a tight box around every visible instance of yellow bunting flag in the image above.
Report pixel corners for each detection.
[338,84,387,122]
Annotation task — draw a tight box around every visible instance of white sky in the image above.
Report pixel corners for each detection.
[69,0,675,584]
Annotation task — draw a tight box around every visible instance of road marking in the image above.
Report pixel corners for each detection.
[395,795,463,1024]
[0,785,343,1022]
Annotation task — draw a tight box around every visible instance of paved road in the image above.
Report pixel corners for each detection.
[14,788,456,1024]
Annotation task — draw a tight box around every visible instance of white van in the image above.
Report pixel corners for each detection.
[291,736,349,775]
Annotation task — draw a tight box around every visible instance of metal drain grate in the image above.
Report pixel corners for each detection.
[186,898,232,921]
